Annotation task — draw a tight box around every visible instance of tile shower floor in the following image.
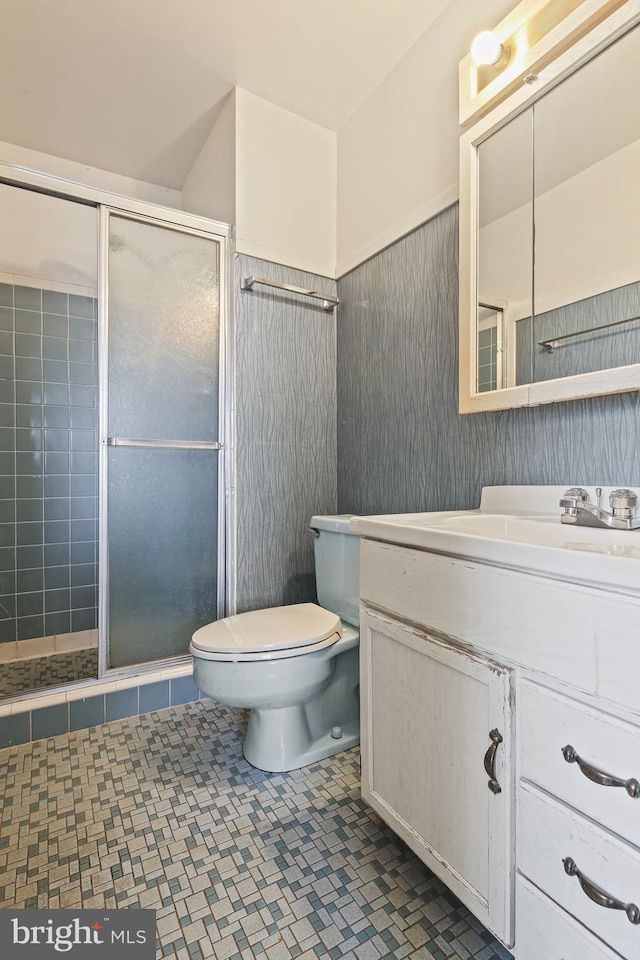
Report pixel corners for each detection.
[0,647,98,697]
[0,700,513,960]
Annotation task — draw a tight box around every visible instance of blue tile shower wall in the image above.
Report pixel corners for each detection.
[337,204,640,515]
[235,255,338,613]
[0,283,98,643]
[478,326,498,392]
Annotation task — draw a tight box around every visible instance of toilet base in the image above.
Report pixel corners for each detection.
[243,707,359,773]
[193,628,360,774]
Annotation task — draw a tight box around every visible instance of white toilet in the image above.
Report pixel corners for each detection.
[189,515,360,773]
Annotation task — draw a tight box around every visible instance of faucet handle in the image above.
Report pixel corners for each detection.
[559,487,590,518]
[609,488,637,518]
[561,487,589,502]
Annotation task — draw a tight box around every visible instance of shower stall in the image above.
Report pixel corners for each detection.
[0,170,231,701]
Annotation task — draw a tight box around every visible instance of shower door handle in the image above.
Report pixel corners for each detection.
[104,437,222,450]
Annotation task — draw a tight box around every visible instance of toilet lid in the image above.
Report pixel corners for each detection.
[191,603,341,657]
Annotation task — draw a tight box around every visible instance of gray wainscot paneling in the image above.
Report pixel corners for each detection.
[337,204,640,516]
[235,256,337,612]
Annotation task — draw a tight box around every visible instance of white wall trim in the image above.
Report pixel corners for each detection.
[236,237,336,282]
[0,270,97,299]
[336,184,458,279]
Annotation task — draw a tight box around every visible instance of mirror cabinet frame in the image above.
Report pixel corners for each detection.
[459,0,640,413]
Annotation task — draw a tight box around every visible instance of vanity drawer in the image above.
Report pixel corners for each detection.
[520,681,640,846]
[516,875,622,960]
[519,784,640,960]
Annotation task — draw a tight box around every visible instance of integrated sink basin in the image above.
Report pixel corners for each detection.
[349,485,640,597]
[438,513,557,538]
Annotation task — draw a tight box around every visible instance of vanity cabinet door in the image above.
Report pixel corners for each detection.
[360,607,514,945]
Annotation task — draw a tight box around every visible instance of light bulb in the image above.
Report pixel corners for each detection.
[470,31,505,67]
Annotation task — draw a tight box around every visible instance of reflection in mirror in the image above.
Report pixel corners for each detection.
[477,304,503,392]
[532,21,640,382]
[0,184,99,699]
[477,109,533,390]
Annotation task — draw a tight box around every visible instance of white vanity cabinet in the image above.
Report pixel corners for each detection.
[517,682,640,960]
[356,526,640,959]
[359,581,515,945]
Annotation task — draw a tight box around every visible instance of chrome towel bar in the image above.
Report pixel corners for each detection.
[240,275,339,311]
[538,313,640,351]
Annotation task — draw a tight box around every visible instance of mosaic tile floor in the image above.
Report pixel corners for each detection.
[0,646,98,697]
[0,700,513,960]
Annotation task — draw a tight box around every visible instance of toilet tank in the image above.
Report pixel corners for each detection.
[310,515,360,627]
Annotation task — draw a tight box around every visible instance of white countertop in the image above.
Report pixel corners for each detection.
[349,485,640,599]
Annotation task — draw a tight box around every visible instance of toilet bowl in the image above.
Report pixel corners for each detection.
[190,515,360,773]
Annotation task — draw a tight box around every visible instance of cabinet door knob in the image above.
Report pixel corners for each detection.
[561,745,640,798]
[484,728,503,794]
[563,857,640,924]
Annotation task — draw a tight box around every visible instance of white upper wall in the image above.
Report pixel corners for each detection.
[182,91,236,226]
[336,0,515,277]
[0,143,183,293]
[0,140,182,209]
[234,90,336,278]
[181,88,337,278]
[0,182,98,290]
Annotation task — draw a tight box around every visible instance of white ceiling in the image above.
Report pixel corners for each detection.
[0,0,452,190]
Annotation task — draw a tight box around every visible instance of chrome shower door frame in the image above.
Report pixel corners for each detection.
[0,160,235,693]
[98,205,233,680]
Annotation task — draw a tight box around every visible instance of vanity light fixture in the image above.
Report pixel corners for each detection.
[460,0,629,126]
[470,31,510,68]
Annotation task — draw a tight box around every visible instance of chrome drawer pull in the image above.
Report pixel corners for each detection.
[562,745,640,798]
[563,857,640,924]
[484,728,503,795]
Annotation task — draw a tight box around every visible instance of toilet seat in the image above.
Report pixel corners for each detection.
[190,602,342,662]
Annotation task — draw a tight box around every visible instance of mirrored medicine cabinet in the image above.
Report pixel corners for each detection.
[459,0,640,412]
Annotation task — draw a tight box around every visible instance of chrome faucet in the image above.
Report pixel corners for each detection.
[559,487,640,530]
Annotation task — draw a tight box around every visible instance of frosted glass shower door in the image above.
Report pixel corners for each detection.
[104,212,223,669]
